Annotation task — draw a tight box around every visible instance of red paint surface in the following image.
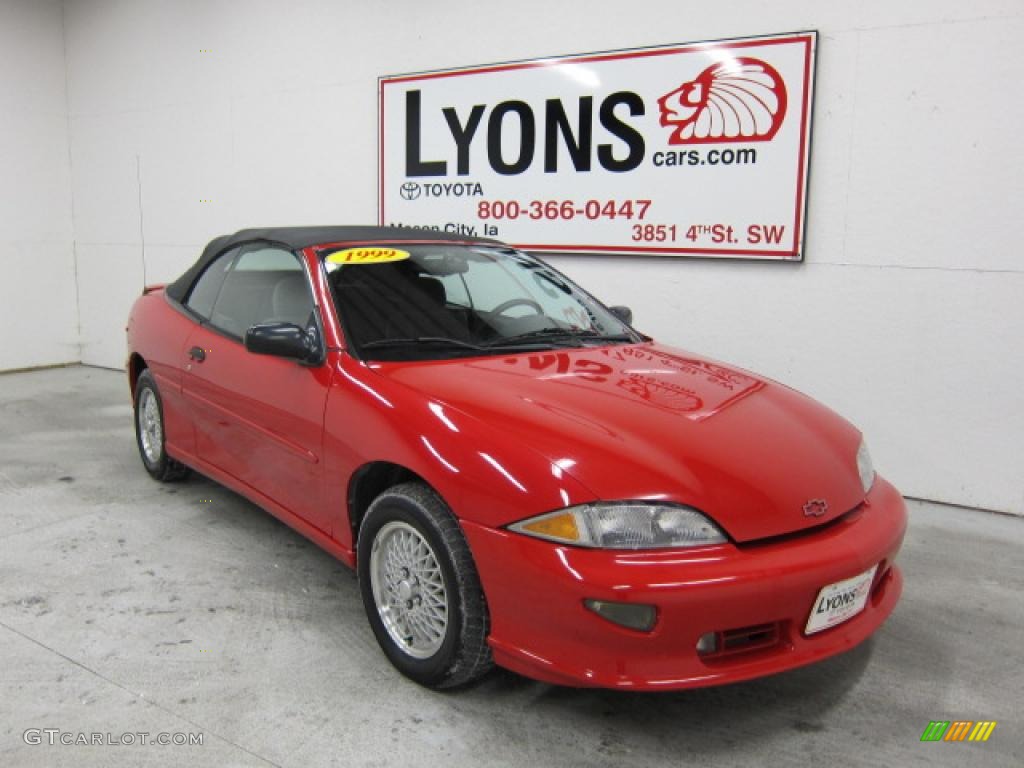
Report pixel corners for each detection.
[126,241,905,689]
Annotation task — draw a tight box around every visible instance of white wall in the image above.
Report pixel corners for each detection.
[0,0,77,371]
[62,0,1023,514]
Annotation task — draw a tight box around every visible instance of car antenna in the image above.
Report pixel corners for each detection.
[135,153,147,289]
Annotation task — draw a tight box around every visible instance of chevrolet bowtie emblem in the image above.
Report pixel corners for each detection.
[803,499,828,517]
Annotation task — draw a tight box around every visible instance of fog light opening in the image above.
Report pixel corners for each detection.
[696,632,719,656]
[583,599,657,632]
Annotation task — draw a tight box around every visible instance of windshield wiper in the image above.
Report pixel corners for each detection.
[360,336,555,354]
[360,337,488,352]
[485,328,636,348]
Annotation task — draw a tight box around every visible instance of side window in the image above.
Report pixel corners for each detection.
[209,246,315,338]
[437,272,470,307]
[233,247,303,272]
[459,259,529,312]
[185,247,237,319]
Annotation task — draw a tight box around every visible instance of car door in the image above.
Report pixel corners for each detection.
[180,244,333,533]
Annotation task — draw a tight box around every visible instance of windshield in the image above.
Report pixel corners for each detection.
[319,243,640,361]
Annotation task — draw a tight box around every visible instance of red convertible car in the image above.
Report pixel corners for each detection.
[126,226,905,690]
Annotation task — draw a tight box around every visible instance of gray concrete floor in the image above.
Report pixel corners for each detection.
[0,365,1020,768]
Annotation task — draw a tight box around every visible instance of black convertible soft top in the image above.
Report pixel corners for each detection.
[164,225,503,303]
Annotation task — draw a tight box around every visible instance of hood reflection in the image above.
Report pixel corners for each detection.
[488,344,763,421]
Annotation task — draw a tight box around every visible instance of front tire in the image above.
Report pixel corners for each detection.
[133,369,189,482]
[357,482,492,689]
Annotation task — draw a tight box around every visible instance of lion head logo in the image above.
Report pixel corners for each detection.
[658,57,787,145]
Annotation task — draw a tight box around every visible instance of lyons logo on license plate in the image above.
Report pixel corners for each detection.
[805,564,878,635]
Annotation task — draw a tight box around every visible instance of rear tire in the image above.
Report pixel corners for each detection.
[133,369,190,482]
[357,482,492,689]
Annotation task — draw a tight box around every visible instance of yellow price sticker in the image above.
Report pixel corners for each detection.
[326,247,410,265]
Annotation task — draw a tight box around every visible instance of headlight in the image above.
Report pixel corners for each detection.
[857,439,875,493]
[508,502,727,549]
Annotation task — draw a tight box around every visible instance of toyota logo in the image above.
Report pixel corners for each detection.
[400,181,422,200]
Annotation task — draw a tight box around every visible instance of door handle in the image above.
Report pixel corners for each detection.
[189,346,207,362]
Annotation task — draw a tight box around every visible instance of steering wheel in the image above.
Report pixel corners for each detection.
[490,298,544,317]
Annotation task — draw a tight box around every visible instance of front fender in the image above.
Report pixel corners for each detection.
[322,353,597,551]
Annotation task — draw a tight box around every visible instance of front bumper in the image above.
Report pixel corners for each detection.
[461,477,906,690]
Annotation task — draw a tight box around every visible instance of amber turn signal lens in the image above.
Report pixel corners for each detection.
[519,511,580,542]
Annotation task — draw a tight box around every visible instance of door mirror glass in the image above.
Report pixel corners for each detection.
[245,322,320,363]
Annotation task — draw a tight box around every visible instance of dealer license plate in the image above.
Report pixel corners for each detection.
[805,564,878,635]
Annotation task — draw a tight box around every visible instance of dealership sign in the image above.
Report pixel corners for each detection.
[379,32,816,260]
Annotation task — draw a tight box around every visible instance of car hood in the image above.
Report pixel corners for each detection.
[370,342,866,542]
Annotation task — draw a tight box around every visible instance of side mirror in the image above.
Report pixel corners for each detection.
[245,322,321,363]
[609,305,633,325]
